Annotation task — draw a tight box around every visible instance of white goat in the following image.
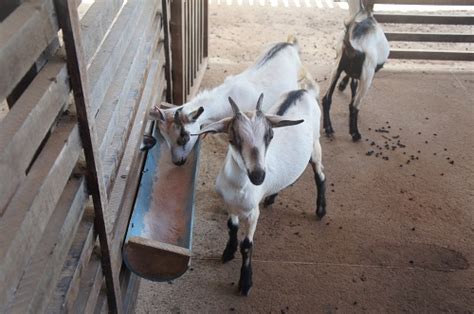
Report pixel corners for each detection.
[149,36,302,165]
[322,0,389,141]
[194,80,327,296]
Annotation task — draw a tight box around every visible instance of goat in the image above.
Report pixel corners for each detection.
[149,36,302,166]
[194,82,326,296]
[322,0,389,141]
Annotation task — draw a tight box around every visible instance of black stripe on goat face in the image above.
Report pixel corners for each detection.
[176,126,190,147]
[229,112,273,186]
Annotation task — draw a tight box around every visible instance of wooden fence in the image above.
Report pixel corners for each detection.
[170,0,209,105]
[368,0,474,61]
[0,0,207,312]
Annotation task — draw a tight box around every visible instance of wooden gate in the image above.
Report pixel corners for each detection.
[368,0,474,61]
[170,0,209,105]
[0,0,207,312]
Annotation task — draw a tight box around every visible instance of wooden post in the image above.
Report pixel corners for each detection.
[162,0,173,103]
[52,0,122,312]
[170,0,185,105]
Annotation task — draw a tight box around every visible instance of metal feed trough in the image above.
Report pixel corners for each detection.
[123,131,201,282]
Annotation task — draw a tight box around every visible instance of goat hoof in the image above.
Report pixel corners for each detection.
[238,280,253,296]
[351,133,361,142]
[325,128,335,137]
[338,82,347,92]
[221,247,236,263]
[316,206,326,220]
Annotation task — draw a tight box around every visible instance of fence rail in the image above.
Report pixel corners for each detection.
[0,0,208,311]
[368,0,474,61]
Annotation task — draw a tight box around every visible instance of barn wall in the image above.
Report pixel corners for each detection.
[0,0,207,312]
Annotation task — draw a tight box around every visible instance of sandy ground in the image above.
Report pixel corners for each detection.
[136,4,474,313]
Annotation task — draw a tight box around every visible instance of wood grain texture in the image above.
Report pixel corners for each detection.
[0,118,82,312]
[53,0,122,311]
[386,32,474,42]
[79,0,126,65]
[0,59,69,214]
[46,210,96,313]
[375,13,474,25]
[0,0,59,100]
[7,176,88,314]
[390,49,474,61]
[87,0,144,115]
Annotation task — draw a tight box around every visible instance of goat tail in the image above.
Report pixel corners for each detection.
[286,34,300,53]
[298,66,320,99]
[287,34,298,46]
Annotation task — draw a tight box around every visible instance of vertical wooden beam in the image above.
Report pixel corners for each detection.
[52,1,122,312]
[162,0,173,103]
[170,0,185,105]
[203,0,208,58]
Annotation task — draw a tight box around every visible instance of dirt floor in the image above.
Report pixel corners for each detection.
[136,3,474,313]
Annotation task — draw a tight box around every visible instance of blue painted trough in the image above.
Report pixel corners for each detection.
[123,127,200,282]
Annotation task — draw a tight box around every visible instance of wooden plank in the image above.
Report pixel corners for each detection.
[6,37,60,108]
[96,1,159,154]
[53,0,123,311]
[80,0,126,65]
[188,58,208,100]
[386,32,474,42]
[203,0,209,58]
[47,210,96,313]
[110,64,166,272]
[0,59,69,214]
[99,5,162,194]
[122,272,141,313]
[0,0,22,22]
[162,0,173,103]
[0,0,59,100]
[170,0,185,105]
[389,48,474,61]
[374,13,474,25]
[87,0,145,115]
[369,0,473,4]
[73,253,104,314]
[7,175,88,314]
[94,286,109,314]
[0,118,82,312]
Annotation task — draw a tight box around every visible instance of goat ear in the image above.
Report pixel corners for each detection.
[160,101,177,109]
[149,105,166,121]
[191,117,232,136]
[266,115,304,129]
[256,93,264,111]
[188,107,204,121]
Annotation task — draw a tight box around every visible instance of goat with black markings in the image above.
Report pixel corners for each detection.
[322,0,389,141]
[148,36,302,166]
[194,83,326,296]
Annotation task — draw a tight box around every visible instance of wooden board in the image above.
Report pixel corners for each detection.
[79,0,126,65]
[374,13,474,25]
[122,129,200,282]
[87,0,144,115]
[386,32,474,42]
[46,210,96,313]
[389,49,474,61]
[0,118,81,312]
[0,59,69,214]
[0,0,59,100]
[369,0,473,4]
[7,175,88,314]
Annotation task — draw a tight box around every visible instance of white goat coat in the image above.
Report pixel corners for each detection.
[179,44,301,123]
[216,91,321,215]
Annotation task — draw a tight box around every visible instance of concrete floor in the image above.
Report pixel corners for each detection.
[136,4,474,313]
